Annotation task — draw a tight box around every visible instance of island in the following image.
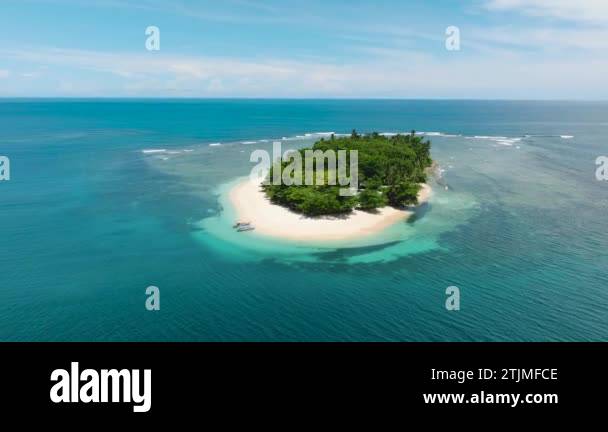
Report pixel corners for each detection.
[229,131,434,242]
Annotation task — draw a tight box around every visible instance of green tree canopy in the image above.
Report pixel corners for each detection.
[262,132,433,216]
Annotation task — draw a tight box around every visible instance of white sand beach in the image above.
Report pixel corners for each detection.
[229,178,432,242]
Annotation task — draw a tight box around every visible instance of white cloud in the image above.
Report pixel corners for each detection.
[0,69,9,78]
[1,44,608,99]
[483,0,608,23]
[468,25,608,53]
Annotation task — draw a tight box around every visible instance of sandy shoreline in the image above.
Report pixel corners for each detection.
[228,178,432,242]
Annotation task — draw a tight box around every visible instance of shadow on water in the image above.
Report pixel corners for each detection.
[280,200,436,263]
[310,240,403,262]
[406,201,431,224]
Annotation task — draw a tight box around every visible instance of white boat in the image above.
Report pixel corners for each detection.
[236,225,255,232]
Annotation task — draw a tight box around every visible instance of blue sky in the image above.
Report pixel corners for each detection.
[0,0,607,98]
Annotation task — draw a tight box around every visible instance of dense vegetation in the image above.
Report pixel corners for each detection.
[262,131,433,216]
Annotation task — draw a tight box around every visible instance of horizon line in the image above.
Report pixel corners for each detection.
[1,97,607,102]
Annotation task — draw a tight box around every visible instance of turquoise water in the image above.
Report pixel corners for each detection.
[1,99,607,341]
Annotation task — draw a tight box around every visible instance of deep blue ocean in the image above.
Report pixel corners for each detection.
[0,99,606,341]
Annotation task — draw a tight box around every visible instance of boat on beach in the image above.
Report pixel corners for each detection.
[233,221,255,232]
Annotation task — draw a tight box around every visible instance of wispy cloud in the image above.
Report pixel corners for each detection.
[468,25,608,53]
[16,0,294,24]
[2,45,608,99]
[483,0,608,23]
[1,1,607,98]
